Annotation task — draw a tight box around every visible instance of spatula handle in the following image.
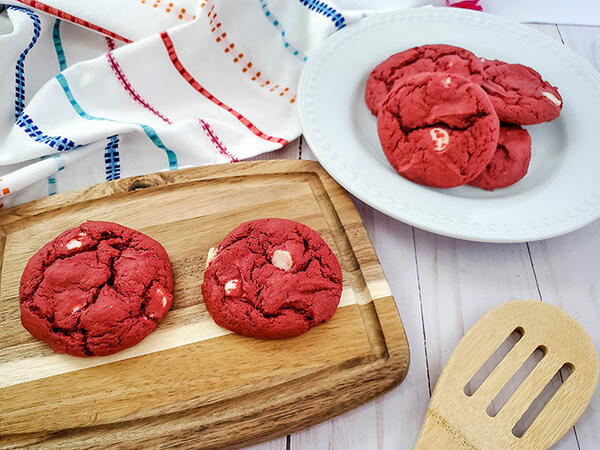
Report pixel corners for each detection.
[415,409,474,449]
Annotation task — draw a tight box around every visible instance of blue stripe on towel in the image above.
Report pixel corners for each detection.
[10,9,76,153]
[52,19,68,71]
[16,113,77,151]
[7,6,42,119]
[9,10,78,195]
[40,154,66,195]
[296,0,345,30]
[50,18,67,193]
[104,135,121,180]
[40,154,58,196]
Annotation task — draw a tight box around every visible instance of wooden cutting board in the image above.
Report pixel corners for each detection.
[0,160,409,449]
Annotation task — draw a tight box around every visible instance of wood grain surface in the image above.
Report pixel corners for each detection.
[415,301,598,449]
[279,24,600,450]
[0,160,409,449]
[0,19,596,450]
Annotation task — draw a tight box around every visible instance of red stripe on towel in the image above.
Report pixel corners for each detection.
[16,0,133,42]
[160,31,288,146]
[106,38,240,160]
[198,119,237,162]
[106,38,173,124]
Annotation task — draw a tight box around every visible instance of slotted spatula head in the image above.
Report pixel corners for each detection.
[415,300,598,450]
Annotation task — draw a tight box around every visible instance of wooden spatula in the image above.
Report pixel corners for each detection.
[415,300,598,449]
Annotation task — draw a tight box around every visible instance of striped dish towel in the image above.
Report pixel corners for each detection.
[0,0,435,206]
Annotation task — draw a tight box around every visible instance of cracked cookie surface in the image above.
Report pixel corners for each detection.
[481,59,562,125]
[19,221,174,357]
[365,44,483,115]
[202,218,343,339]
[377,72,500,188]
[470,124,532,191]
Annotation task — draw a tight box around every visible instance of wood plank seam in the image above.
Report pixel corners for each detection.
[412,227,433,396]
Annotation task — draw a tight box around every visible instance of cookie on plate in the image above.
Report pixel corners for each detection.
[377,72,500,188]
[202,218,343,339]
[365,44,484,115]
[469,124,532,190]
[19,221,174,357]
[481,59,562,125]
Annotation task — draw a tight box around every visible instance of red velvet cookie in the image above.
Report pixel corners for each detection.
[202,218,343,339]
[365,44,483,115]
[469,124,532,190]
[19,221,174,357]
[481,59,562,125]
[377,72,500,188]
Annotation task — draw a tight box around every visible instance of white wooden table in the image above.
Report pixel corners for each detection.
[248,22,600,450]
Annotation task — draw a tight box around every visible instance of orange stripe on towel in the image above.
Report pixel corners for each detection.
[200,0,295,102]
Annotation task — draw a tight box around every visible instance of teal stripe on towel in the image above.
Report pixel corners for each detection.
[55,73,178,170]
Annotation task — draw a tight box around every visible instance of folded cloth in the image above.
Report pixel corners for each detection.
[0,0,439,206]
[0,0,592,207]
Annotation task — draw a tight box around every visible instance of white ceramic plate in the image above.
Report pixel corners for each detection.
[298,8,600,243]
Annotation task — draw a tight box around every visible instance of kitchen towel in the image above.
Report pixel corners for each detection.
[0,0,437,206]
[0,0,595,206]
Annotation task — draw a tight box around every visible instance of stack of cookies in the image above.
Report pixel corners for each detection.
[366,45,563,190]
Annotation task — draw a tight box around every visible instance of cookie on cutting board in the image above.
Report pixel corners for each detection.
[202,218,343,339]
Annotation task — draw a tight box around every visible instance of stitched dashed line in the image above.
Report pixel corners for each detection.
[104,135,121,180]
[40,154,66,195]
[139,0,196,21]
[56,73,178,170]
[161,31,288,146]
[16,0,132,42]
[259,0,308,63]
[8,6,41,119]
[105,37,235,160]
[48,18,70,195]
[52,19,67,71]
[105,38,173,124]
[12,9,77,152]
[0,178,10,197]
[200,0,296,103]
[198,119,237,162]
[297,0,345,29]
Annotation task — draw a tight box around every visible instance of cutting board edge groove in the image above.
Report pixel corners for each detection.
[0,161,410,449]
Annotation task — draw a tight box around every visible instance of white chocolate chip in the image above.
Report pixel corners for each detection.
[71,304,83,313]
[66,239,82,250]
[206,247,218,268]
[442,76,452,87]
[542,91,562,106]
[78,232,87,237]
[430,128,450,152]
[154,287,168,307]
[446,61,453,68]
[272,250,293,271]
[224,279,239,294]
